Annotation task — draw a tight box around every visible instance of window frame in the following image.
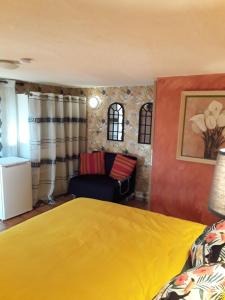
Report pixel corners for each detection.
[107,102,124,142]
[138,102,153,145]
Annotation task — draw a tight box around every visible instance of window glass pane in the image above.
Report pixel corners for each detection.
[146,126,151,134]
[114,111,119,121]
[118,115,123,123]
[140,125,145,134]
[118,123,123,132]
[139,135,145,143]
[108,132,113,140]
[145,134,150,144]
[113,132,117,139]
[146,117,151,125]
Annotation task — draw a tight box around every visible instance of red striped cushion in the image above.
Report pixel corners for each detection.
[80,152,105,175]
[110,154,136,180]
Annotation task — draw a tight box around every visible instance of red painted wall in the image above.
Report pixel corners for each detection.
[150,74,225,225]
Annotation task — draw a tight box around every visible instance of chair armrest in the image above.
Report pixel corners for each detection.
[118,176,131,195]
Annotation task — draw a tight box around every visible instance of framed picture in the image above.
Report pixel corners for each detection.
[176,91,225,165]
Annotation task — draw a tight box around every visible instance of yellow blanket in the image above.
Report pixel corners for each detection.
[0,198,205,300]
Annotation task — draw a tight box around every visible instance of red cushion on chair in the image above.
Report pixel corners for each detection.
[80,152,105,175]
[110,154,136,180]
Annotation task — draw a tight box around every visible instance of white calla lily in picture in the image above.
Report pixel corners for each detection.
[177,91,225,164]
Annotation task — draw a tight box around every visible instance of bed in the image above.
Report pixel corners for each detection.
[0,198,205,300]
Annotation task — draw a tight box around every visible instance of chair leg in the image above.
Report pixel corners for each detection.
[126,193,135,201]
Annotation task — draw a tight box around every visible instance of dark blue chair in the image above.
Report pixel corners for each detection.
[68,152,137,202]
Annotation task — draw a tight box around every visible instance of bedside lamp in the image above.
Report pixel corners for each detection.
[208,148,225,218]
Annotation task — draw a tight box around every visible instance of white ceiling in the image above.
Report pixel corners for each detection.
[0,0,225,87]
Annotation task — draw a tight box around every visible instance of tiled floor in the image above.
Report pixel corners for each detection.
[0,195,148,232]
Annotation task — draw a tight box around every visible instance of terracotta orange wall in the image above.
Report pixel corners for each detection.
[150,74,225,225]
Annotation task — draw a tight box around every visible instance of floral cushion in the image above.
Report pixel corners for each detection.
[153,263,225,300]
[191,219,225,267]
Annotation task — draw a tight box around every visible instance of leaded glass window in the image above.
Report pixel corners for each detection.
[138,102,153,144]
[107,102,124,141]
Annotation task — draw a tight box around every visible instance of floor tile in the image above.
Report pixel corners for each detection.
[20,209,40,220]
[35,205,53,213]
[121,199,149,210]
[3,216,24,227]
[0,194,149,232]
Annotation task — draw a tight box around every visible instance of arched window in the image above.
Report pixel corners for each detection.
[107,102,124,141]
[138,102,153,144]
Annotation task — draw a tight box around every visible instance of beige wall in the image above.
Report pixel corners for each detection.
[82,85,154,201]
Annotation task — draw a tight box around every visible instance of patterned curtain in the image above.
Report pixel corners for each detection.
[28,92,87,205]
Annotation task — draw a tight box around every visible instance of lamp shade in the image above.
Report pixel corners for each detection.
[208,148,225,218]
[89,96,100,109]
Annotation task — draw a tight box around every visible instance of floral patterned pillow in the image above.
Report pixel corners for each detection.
[153,263,225,300]
[191,219,225,267]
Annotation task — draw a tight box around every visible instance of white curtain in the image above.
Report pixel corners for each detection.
[0,92,2,157]
[0,80,18,156]
[28,92,87,205]
[0,82,30,158]
[17,94,30,158]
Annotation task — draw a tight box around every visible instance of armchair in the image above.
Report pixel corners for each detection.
[68,152,137,202]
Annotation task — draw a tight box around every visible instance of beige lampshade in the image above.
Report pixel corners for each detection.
[208,148,225,218]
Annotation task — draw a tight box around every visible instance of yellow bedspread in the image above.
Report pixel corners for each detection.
[0,198,205,300]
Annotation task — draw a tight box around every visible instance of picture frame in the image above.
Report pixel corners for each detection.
[176,90,225,165]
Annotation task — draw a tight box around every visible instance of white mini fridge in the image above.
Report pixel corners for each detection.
[0,157,33,220]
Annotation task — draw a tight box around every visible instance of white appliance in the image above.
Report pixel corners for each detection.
[0,157,32,220]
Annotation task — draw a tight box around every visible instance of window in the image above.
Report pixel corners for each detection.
[138,102,153,144]
[107,102,124,141]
